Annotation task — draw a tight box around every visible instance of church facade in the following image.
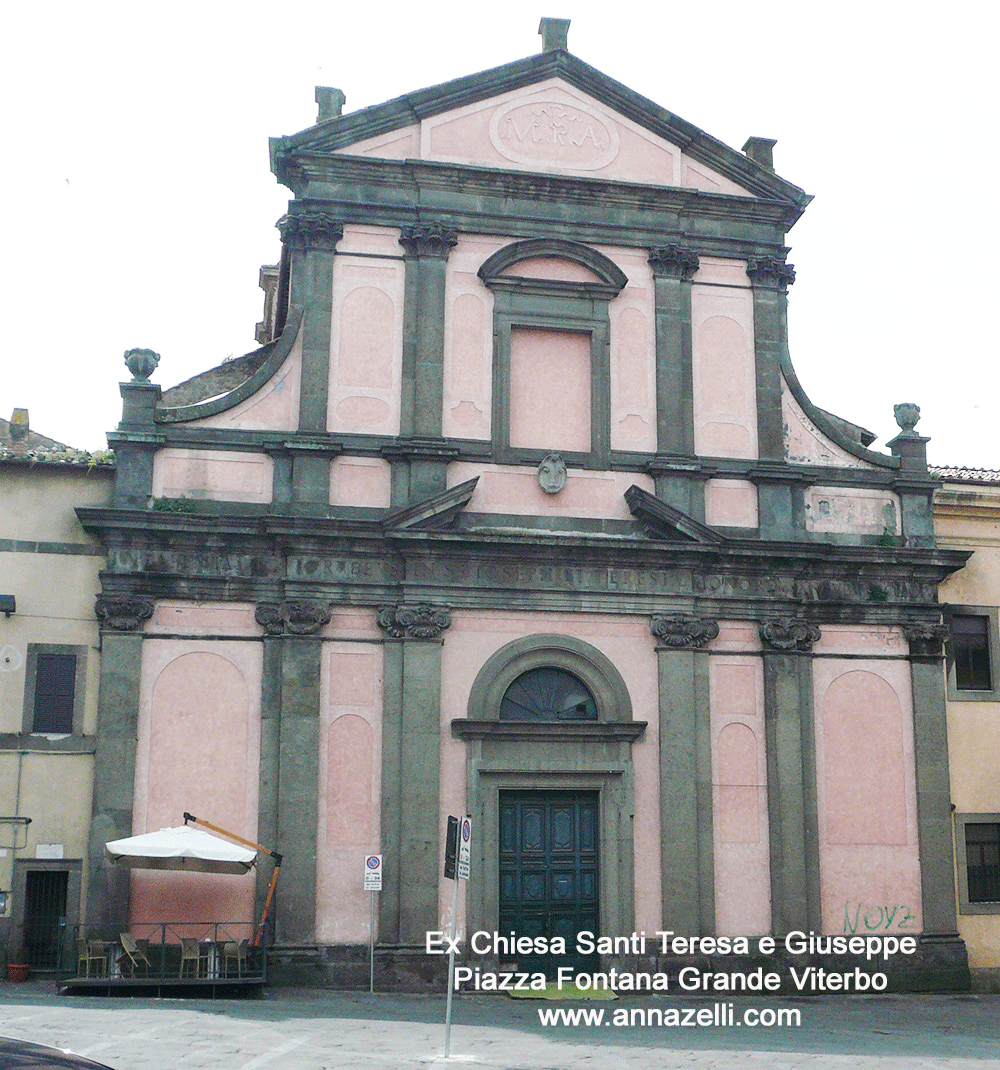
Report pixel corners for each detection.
[80,20,970,988]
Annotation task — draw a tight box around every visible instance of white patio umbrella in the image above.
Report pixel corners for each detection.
[105,824,256,875]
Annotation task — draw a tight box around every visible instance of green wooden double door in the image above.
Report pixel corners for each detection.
[498,790,599,975]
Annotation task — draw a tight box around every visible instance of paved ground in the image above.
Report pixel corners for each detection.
[0,981,998,1069]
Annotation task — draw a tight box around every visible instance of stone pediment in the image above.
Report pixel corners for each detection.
[624,485,727,544]
[271,52,809,207]
[382,477,479,532]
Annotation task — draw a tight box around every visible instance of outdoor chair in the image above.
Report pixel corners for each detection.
[179,937,203,978]
[221,939,248,978]
[119,932,152,976]
[77,939,107,977]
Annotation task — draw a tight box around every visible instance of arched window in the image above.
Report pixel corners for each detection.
[499,667,598,722]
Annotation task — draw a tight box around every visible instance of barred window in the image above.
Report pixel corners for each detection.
[500,667,598,722]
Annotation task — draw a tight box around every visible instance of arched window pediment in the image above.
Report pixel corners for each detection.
[478,239,628,298]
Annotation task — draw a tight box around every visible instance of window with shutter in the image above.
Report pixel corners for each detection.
[32,653,77,733]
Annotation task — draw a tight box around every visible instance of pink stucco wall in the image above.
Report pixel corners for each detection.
[509,328,591,452]
[812,627,922,935]
[328,231,404,435]
[329,457,392,508]
[601,246,657,453]
[705,479,758,528]
[691,261,758,460]
[500,257,601,282]
[316,608,384,943]
[708,624,771,936]
[187,333,302,432]
[132,626,262,932]
[781,377,875,469]
[804,486,901,536]
[151,449,274,503]
[448,462,654,521]
[439,610,661,936]
[442,236,504,441]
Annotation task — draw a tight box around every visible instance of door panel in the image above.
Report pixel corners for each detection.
[498,790,599,975]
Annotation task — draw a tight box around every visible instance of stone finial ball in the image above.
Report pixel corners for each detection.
[124,348,160,382]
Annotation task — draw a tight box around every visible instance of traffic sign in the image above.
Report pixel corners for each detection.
[364,854,383,890]
[457,816,472,881]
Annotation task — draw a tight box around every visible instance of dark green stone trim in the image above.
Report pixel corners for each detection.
[378,640,404,944]
[652,274,695,457]
[257,637,282,930]
[478,238,628,290]
[0,733,97,753]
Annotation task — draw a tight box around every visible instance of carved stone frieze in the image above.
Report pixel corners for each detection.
[759,619,821,652]
[648,244,700,280]
[376,603,452,639]
[650,615,719,649]
[277,212,344,251]
[398,224,458,258]
[255,600,332,636]
[95,596,154,632]
[746,256,796,290]
[903,621,951,657]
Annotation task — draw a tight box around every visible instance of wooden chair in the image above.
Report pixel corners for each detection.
[221,939,248,978]
[179,937,202,978]
[119,932,152,976]
[77,939,107,977]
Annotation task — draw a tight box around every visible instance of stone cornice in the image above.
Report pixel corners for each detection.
[451,719,647,743]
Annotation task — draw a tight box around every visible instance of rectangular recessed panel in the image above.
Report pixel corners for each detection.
[509,329,591,452]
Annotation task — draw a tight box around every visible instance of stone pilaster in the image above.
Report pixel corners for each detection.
[746,256,794,463]
[278,210,343,511]
[648,245,699,513]
[377,603,451,944]
[904,625,961,936]
[256,635,283,933]
[255,599,331,942]
[86,598,153,932]
[651,615,717,935]
[889,405,936,549]
[398,225,458,502]
[759,618,822,936]
[110,376,163,509]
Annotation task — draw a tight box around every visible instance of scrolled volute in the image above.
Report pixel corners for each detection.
[759,619,821,652]
[255,600,331,636]
[95,596,154,632]
[650,615,719,649]
[376,603,452,639]
[277,212,344,251]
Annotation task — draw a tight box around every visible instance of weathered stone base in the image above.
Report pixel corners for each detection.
[267,944,449,991]
[969,967,1000,994]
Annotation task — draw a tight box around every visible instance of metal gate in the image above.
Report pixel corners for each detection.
[498,790,598,975]
[23,870,68,969]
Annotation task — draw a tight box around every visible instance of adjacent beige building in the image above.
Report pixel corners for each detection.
[0,411,113,971]
[934,467,1000,991]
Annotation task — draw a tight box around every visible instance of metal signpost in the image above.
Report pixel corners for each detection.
[364,854,382,993]
[443,815,471,1059]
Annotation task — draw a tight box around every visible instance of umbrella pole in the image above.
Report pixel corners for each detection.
[183,812,283,948]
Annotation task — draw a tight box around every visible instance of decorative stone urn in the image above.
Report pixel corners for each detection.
[893,402,921,434]
[124,347,160,382]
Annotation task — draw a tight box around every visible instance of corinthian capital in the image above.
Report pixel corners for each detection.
[255,600,331,636]
[648,244,700,280]
[399,224,458,258]
[277,212,344,251]
[95,596,154,632]
[746,256,796,291]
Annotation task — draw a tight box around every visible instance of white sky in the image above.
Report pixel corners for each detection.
[3,1,998,466]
